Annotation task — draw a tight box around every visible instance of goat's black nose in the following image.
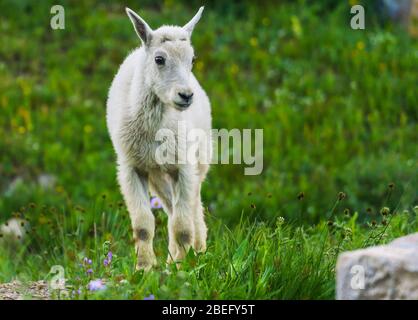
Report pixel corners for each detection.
[178,92,194,102]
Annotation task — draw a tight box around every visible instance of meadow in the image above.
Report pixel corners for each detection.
[0,0,417,299]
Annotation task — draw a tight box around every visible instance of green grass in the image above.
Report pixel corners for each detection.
[1,198,417,299]
[0,0,417,299]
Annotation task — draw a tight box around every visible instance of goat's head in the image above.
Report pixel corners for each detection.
[126,7,204,111]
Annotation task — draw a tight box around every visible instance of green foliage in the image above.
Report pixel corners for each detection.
[0,1,416,299]
[1,200,417,299]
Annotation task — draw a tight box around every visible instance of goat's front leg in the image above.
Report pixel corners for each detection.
[193,183,207,252]
[192,163,209,252]
[117,162,156,270]
[167,166,197,263]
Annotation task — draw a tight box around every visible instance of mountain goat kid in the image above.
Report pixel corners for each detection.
[106,7,212,270]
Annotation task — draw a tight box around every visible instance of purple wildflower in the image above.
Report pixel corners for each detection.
[143,294,155,300]
[72,288,82,296]
[88,279,106,291]
[88,259,92,265]
[104,251,113,267]
[150,197,163,209]
[86,268,93,275]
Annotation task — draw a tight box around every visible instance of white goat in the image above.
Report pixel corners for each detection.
[106,7,211,270]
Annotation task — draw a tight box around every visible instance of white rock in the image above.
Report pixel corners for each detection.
[0,218,27,244]
[336,233,418,300]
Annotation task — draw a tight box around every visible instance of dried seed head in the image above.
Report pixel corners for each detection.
[371,220,377,227]
[327,220,334,227]
[338,192,346,201]
[297,192,305,200]
[380,207,390,216]
[366,207,372,214]
[388,183,395,189]
[344,208,350,216]
[250,204,256,209]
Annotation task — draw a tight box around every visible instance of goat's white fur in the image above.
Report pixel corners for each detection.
[106,7,211,270]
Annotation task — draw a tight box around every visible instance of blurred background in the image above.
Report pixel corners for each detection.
[0,0,417,227]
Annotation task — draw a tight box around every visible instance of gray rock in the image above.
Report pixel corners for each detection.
[0,280,50,300]
[336,233,418,299]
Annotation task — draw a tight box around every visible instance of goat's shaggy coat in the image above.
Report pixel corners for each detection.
[106,7,211,269]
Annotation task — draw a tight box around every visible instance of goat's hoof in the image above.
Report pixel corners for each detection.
[166,256,182,270]
[194,243,206,253]
[136,263,153,272]
[136,259,156,271]
[136,254,157,272]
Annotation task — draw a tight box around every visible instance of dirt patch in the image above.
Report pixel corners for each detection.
[0,280,50,300]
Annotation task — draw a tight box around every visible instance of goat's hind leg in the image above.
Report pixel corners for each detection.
[149,172,173,216]
[192,164,209,252]
[118,162,156,270]
[149,173,179,262]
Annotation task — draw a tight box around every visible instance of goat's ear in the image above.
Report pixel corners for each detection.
[126,7,153,46]
[183,6,204,35]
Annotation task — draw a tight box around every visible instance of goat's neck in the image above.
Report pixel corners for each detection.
[128,78,164,137]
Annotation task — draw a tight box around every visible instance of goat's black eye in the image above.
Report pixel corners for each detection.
[155,56,165,65]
